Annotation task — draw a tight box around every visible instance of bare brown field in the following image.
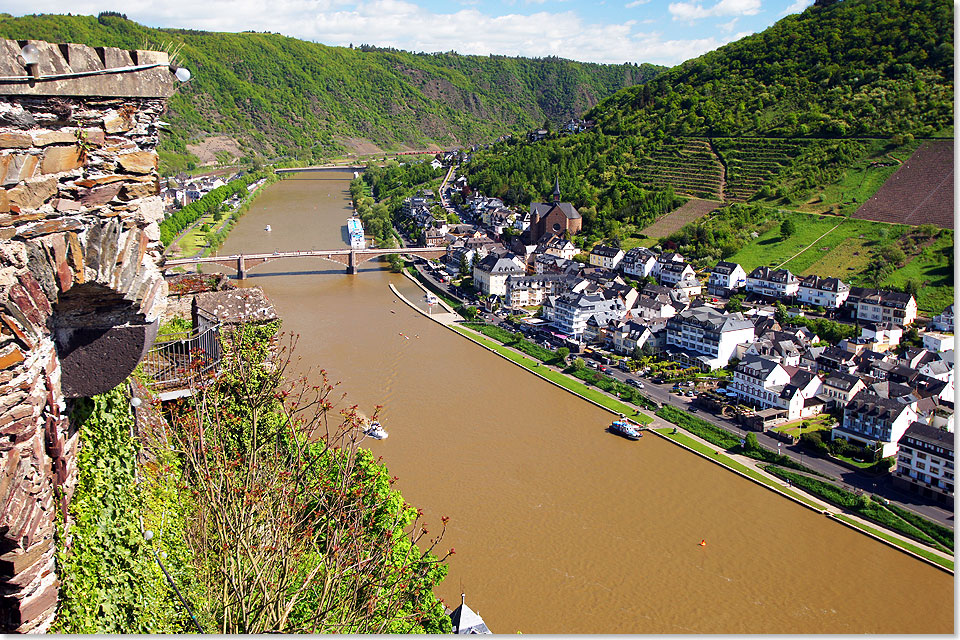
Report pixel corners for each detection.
[853,140,954,229]
[641,197,721,238]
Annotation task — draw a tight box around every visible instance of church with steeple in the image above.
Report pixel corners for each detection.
[523,177,582,244]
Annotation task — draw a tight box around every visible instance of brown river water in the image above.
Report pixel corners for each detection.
[204,171,953,634]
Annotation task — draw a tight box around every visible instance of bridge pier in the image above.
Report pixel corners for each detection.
[347,250,357,274]
[237,255,246,279]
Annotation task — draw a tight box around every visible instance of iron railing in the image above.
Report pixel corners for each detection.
[142,324,222,391]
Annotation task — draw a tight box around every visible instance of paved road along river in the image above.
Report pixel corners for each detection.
[205,170,953,634]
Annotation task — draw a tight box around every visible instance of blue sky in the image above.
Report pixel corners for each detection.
[11,0,815,66]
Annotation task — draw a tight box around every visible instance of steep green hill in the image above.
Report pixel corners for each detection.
[463,0,953,245]
[0,13,661,171]
[587,0,952,139]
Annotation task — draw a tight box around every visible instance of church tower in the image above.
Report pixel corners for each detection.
[553,175,561,202]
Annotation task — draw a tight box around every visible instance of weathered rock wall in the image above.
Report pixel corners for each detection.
[0,40,175,633]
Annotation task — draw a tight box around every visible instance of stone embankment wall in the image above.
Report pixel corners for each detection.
[0,40,175,632]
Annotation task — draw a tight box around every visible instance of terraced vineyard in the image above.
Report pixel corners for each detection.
[641,198,721,239]
[633,139,723,199]
[713,138,806,202]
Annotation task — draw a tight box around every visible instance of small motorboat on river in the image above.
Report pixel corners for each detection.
[365,420,389,440]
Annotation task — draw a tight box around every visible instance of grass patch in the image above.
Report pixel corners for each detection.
[449,324,653,424]
[729,213,903,275]
[831,514,954,572]
[462,322,560,364]
[655,405,741,449]
[773,414,835,439]
[879,231,954,315]
[881,500,954,552]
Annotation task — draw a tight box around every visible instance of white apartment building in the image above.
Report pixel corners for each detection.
[552,291,626,341]
[473,253,526,297]
[797,275,850,308]
[664,305,755,370]
[745,266,799,299]
[620,247,658,279]
[658,261,695,286]
[894,422,954,505]
[834,393,918,459]
[707,261,747,296]
[856,290,917,326]
[730,356,823,421]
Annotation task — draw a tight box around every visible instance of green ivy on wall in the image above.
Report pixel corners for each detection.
[54,386,199,633]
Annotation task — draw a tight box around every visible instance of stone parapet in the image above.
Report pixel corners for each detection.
[0,40,176,98]
[0,39,174,632]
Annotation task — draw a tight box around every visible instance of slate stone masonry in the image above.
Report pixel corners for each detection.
[0,39,176,632]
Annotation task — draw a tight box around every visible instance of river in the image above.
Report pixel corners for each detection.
[206,170,953,634]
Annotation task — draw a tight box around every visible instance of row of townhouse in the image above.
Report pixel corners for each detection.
[704,260,919,326]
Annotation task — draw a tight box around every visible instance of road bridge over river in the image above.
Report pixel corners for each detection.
[164,246,448,277]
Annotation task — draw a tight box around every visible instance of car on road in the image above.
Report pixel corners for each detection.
[626,379,644,389]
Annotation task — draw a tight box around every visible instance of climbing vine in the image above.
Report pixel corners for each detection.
[53,387,199,633]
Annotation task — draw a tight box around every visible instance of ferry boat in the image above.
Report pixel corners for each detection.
[365,420,388,440]
[608,418,642,440]
[347,216,366,249]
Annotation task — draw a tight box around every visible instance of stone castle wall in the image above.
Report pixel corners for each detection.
[0,40,175,632]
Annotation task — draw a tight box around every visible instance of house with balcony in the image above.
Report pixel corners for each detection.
[821,372,867,408]
[504,274,571,308]
[894,422,954,505]
[589,245,625,270]
[730,356,823,422]
[620,247,658,279]
[658,261,696,286]
[856,290,918,326]
[707,261,747,296]
[833,393,918,459]
[745,266,799,299]
[538,233,578,260]
[651,251,685,280]
[664,305,755,370]
[551,290,626,342]
[797,275,850,308]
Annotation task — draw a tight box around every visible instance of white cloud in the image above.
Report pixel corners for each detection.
[11,0,749,66]
[625,0,651,7]
[718,17,739,31]
[780,0,814,15]
[669,0,761,21]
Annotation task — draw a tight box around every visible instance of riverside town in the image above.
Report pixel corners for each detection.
[0,0,954,635]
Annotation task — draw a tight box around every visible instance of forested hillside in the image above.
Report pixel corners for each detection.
[462,0,953,248]
[0,13,661,171]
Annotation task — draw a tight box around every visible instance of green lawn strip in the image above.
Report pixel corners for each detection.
[831,514,954,572]
[449,325,653,424]
[881,501,954,552]
[461,322,559,363]
[763,466,944,550]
